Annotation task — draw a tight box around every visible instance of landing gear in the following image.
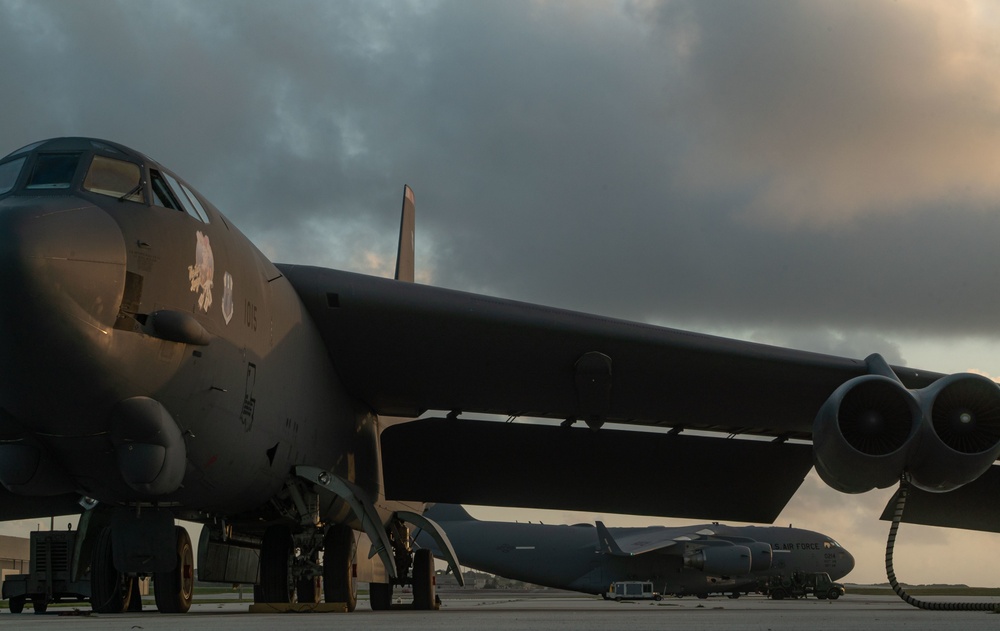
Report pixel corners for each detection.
[323,524,357,611]
[412,548,436,610]
[367,519,439,611]
[90,526,133,613]
[153,527,195,613]
[370,582,393,610]
[258,525,293,603]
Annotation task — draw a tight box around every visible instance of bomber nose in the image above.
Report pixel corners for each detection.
[0,197,126,422]
[0,197,126,323]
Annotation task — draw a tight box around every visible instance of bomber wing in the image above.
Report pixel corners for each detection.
[278,265,941,439]
[278,265,948,522]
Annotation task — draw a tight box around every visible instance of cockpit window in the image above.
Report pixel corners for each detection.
[3,140,45,160]
[26,153,81,189]
[150,169,181,210]
[83,155,144,202]
[0,157,25,194]
[178,182,210,222]
[163,172,209,222]
[151,169,209,223]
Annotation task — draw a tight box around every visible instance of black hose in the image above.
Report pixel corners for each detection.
[885,475,1000,611]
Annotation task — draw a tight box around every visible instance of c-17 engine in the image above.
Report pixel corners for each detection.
[813,354,1000,494]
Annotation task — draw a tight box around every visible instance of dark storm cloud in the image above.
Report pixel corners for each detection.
[2,0,999,342]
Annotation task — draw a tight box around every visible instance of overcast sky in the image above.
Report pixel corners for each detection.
[3,0,1000,587]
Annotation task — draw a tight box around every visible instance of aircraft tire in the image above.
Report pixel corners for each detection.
[90,526,132,613]
[323,524,357,611]
[296,551,320,605]
[370,582,392,610]
[128,577,143,611]
[258,525,293,603]
[9,596,24,614]
[412,548,436,610]
[296,576,319,604]
[153,526,195,613]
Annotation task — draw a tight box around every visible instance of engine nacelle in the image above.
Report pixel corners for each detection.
[813,375,920,493]
[813,367,1000,495]
[907,373,1000,492]
[683,544,752,576]
[746,542,773,572]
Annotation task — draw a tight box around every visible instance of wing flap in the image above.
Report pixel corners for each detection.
[381,417,814,523]
[880,465,1000,533]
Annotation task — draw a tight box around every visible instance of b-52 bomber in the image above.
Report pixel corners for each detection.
[0,137,999,614]
[416,504,855,599]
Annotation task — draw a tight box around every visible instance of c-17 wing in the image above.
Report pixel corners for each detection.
[596,522,718,556]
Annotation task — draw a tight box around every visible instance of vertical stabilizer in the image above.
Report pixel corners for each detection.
[394,185,415,282]
[423,503,478,523]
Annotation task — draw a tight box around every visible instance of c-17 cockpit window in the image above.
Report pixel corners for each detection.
[26,152,81,190]
[0,157,26,195]
[83,155,145,202]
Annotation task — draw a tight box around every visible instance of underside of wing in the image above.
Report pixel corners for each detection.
[381,417,813,523]
[880,465,1000,533]
[279,265,942,440]
[0,489,83,522]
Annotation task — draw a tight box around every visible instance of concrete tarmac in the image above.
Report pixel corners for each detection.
[6,594,1000,630]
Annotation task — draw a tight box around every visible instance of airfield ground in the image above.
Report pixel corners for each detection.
[5,591,1000,630]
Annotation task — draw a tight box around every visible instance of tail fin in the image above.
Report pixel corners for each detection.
[596,521,625,555]
[423,503,477,523]
[394,185,415,282]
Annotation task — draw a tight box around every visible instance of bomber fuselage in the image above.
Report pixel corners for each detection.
[0,138,377,523]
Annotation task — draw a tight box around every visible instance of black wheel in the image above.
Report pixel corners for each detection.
[128,577,143,611]
[9,596,24,614]
[257,525,293,603]
[90,526,133,613]
[296,575,319,604]
[828,589,840,600]
[154,526,195,613]
[654,594,662,601]
[411,548,436,610]
[771,588,786,600]
[370,582,392,610]
[31,598,47,614]
[323,525,357,611]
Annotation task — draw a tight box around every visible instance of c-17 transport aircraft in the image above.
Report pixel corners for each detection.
[416,504,855,599]
[0,137,999,614]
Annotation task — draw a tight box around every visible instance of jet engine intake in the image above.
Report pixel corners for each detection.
[683,544,752,576]
[813,368,1000,495]
[813,375,920,494]
[906,373,1000,492]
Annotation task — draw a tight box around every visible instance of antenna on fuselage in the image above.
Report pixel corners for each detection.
[394,185,415,282]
